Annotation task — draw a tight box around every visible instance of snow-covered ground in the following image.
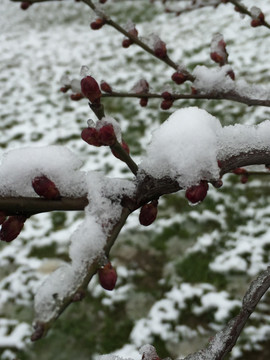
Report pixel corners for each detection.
[2,0,270,359]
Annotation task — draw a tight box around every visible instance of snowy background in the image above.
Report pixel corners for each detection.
[2,0,270,359]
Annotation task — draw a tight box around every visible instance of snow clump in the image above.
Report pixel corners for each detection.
[139,107,221,189]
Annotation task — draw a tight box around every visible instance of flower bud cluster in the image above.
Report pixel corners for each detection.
[81,121,117,147]
[233,168,249,183]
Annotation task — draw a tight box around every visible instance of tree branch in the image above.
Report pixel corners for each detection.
[184,266,270,360]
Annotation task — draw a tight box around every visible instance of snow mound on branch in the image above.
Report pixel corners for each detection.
[0,146,85,197]
[139,107,221,188]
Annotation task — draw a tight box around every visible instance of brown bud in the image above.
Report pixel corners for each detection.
[139,201,158,226]
[233,168,247,175]
[32,175,61,200]
[161,91,173,100]
[154,40,167,58]
[0,216,27,242]
[98,262,117,291]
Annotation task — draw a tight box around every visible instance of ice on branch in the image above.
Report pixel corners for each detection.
[0,146,85,197]
[139,107,221,189]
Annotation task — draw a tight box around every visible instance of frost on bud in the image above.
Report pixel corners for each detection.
[210,33,228,66]
[81,127,102,147]
[185,180,209,204]
[32,175,61,200]
[171,71,188,85]
[140,97,148,107]
[80,76,102,103]
[111,140,130,160]
[98,262,117,291]
[139,200,158,226]
[161,99,173,110]
[90,18,105,30]
[20,2,32,10]
[98,124,117,146]
[122,20,138,47]
[0,216,27,243]
[100,80,112,93]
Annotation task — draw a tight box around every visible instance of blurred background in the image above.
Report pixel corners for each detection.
[1,0,270,359]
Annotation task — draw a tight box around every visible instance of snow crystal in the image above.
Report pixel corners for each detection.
[250,6,262,19]
[139,107,221,188]
[0,145,85,197]
[70,78,81,93]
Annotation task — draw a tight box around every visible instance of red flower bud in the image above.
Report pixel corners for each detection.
[20,2,31,10]
[99,124,117,146]
[140,98,148,107]
[154,40,167,58]
[161,91,173,100]
[139,201,158,226]
[70,93,84,101]
[90,18,105,30]
[122,38,133,48]
[111,140,130,160]
[100,81,112,93]
[191,87,198,95]
[185,180,209,204]
[210,51,226,65]
[171,72,188,85]
[80,76,102,103]
[227,70,235,80]
[98,262,117,291]
[81,127,102,147]
[251,18,264,27]
[32,175,61,200]
[0,216,27,242]
[161,99,173,110]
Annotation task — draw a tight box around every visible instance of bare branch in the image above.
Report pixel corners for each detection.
[184,267,270,360]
